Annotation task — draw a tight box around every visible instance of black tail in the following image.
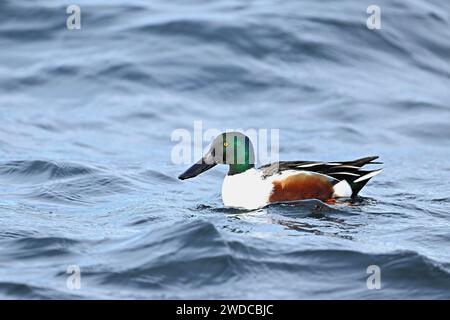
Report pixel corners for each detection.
[320,156,383,197]
[348,169,383,196]
[341,156,382,167]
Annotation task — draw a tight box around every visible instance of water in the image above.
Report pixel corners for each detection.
[1,0,450,299]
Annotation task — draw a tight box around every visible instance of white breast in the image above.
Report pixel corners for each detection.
[222,169,344,210]
[221,168,273,210]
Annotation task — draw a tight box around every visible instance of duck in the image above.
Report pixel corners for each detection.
[178,132,382,210]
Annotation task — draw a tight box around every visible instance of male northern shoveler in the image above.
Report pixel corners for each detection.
[178,132,382,210]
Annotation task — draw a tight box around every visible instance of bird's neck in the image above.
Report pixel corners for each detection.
[228,163,255,176]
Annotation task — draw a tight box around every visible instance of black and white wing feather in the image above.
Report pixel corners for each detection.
[260,156,382,197]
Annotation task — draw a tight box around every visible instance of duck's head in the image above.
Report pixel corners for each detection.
[178,132,255,180]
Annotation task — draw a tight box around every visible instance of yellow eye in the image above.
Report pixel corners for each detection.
[223,141,229,147]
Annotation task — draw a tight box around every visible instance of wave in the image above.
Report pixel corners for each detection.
[0,160,95,183]
[48,220,449,299]
[0,160,135,205]
[1,218,449,299]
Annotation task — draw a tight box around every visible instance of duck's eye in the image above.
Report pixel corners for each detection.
[223,141,229,147]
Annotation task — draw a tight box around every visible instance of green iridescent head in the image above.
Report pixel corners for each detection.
[178,132,255,180]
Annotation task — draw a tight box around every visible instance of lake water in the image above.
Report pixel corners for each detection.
[0,0,449,299]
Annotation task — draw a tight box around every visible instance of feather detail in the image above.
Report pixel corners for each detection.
[260,156,382,197]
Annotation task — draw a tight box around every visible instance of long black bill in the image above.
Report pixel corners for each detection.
[178,158,217,180]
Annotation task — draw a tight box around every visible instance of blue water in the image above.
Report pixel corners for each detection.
[1,0,450,299]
